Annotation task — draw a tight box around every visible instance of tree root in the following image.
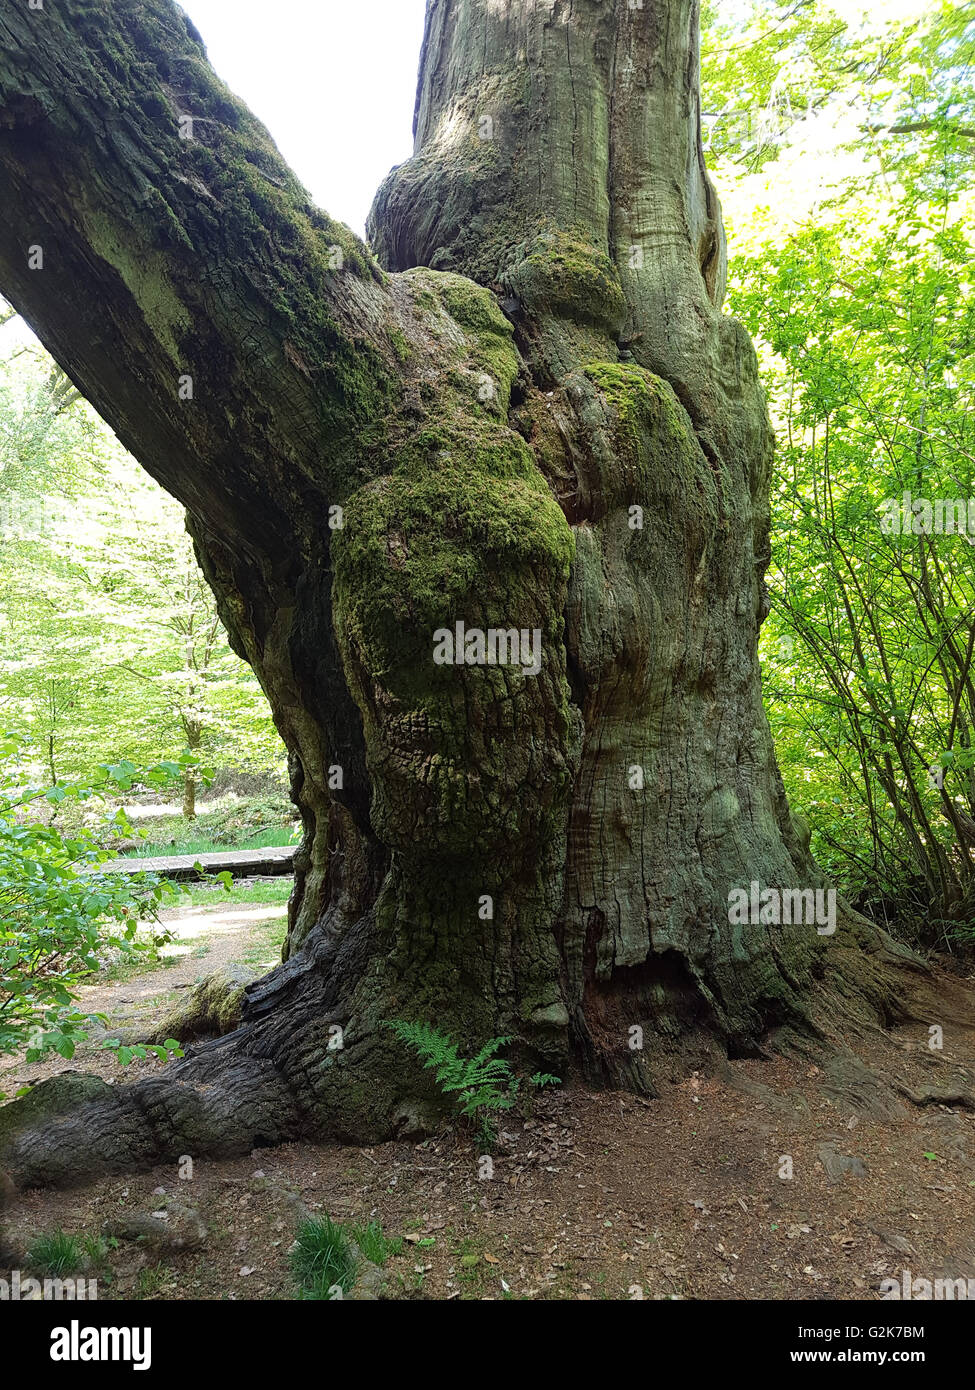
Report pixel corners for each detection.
[2,911,972,1194]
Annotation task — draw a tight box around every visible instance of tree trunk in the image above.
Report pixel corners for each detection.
[181,723,201,821]
[181,767,196,823]
[0,0,917,1187]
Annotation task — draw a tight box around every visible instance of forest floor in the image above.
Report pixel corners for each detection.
[2,886,974,1301]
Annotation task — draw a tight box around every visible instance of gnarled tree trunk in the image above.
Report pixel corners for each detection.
[0,0,913,1187]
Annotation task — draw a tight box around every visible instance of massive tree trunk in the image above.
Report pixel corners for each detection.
[0,0,915,1187]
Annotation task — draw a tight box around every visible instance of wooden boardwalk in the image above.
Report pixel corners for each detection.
[96,845,296,882]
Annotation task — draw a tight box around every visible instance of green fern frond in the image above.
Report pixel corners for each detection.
[458,1080,520,1113]
[529,1072,562,1089]
[383,1020,561,1141]
[469,1035,513,1069]
[383,1019,463,1078]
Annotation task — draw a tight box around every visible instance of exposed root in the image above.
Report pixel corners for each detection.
[896,1081,975,1111]
[3,920,971,1193]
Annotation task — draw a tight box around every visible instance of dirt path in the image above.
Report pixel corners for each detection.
[4,1031,975,1301]
[0,900,284,1099]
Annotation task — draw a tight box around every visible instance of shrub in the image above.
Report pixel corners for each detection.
[0,734,194,1096]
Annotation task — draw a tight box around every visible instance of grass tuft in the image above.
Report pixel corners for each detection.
[28,1229,83,1275]
[349,1220,404,1265]
[290,1216,359,1300]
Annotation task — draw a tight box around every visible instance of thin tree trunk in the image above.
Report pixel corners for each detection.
[0,0,921,1187]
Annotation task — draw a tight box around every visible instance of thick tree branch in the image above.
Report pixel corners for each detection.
[867,119,975,140]
[0,0,400,554]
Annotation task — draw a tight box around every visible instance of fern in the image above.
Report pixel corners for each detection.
[383,1020,561,1142]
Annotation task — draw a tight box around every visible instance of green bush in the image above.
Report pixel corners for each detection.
[171,792,296,846]
[0,733,194,1095]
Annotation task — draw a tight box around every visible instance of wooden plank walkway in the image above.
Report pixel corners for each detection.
[95,845,296,882]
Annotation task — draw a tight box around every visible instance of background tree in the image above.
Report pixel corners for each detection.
[0,334,284,794]
[0,0,933,1187]
[702,1,975,943]
[701,0,974,177]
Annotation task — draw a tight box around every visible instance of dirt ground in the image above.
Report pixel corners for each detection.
[2,900,974,1301]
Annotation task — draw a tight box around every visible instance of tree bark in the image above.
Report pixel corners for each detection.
[181,766,196,822]
[0,0,917,1188]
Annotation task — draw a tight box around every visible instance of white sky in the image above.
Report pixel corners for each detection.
[180,0,428,236]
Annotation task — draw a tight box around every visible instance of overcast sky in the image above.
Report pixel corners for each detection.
[180,0,428,236]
